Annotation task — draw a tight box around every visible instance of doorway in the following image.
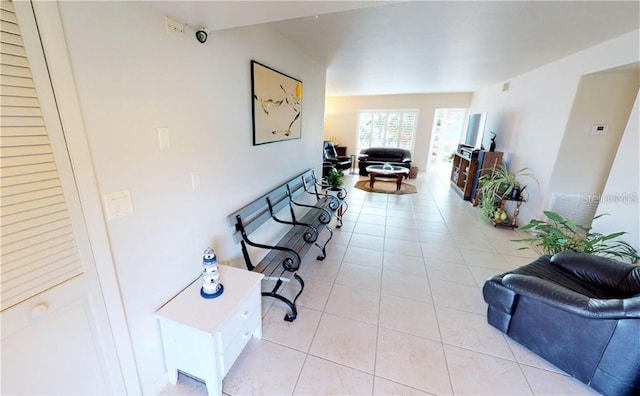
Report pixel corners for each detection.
[427,108,466,171]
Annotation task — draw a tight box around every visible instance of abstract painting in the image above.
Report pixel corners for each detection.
[251,61,303,145]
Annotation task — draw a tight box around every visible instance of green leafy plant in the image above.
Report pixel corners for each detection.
[476,164,537,221]
[478,193,499,221]
[323,168,344,190]
[514,211,639,263]
[478,164,535,200]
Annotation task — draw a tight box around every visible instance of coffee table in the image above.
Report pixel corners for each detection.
[366,165,410,191]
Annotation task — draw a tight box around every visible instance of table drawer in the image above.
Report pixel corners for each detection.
[218,311,260,376]
[217,285,261,350]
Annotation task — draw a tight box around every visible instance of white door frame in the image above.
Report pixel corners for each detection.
[13,1,141,393]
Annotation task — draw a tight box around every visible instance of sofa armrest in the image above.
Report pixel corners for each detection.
[502,274,640,319]
[551,251,640,295]
[483,277,518,314]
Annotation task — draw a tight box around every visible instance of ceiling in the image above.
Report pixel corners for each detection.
[152,1,640,96]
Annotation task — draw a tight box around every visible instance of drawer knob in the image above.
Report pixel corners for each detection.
[30,303,49,319]
[243,331,251,339]
[242,310,249,318]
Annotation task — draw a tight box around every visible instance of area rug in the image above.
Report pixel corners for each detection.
[354,179,417,195]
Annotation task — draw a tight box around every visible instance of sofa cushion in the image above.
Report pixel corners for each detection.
[360,147,411,162]
[358,147,412,176]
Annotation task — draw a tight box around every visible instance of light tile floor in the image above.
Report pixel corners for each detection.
[160,167,598,396]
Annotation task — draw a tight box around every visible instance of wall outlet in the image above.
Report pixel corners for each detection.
[158,127,171,149]
[165,16,184,38]
[190,171,201,191]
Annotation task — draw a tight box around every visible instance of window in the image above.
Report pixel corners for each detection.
[357,109,418,152]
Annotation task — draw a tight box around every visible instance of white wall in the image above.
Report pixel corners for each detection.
[468,30,640,224]
[324,93,473,171]
[594,91,640,254]
[549,71,639,195]
[56,1,326,392]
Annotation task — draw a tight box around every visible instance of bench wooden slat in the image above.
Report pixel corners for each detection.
[228,171,309,242]
[253,260,292,281]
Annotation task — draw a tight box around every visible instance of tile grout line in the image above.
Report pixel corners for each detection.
[422,237,456,395]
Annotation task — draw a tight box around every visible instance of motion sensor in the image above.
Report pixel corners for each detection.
[195,29,208,43]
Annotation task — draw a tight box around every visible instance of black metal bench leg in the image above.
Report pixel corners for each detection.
[263,291,297,322]
[262,277,304,322]
[262,292,298,322]
[314,225,333,260]
[335,201,348,228]
[291,273,304,310]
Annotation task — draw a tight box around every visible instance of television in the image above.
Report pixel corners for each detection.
[463,112,487,149]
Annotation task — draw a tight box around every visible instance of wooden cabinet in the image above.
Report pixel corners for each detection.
[156,265,263,396]
[450,152,477,200]
[471,151,504,203]
[451,149,503,202]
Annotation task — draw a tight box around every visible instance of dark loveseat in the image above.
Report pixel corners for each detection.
[358,147,412,176]
[483,251,640,396]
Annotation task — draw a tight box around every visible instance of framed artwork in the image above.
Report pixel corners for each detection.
[251,60,303,145]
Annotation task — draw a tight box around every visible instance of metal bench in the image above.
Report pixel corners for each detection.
[227,169,347,321]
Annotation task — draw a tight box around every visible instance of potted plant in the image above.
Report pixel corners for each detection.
[323,168,344,190]
[476,164,536,222]
[478,163,535,200]
[478,193,500,222]
[513,211,639,263]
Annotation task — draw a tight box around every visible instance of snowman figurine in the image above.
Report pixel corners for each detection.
[201,247,224,298]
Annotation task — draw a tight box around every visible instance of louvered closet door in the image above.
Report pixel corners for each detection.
[1,1,125,394]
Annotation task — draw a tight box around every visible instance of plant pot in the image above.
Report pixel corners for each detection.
[497,183,511,197]
[510,187,521,200]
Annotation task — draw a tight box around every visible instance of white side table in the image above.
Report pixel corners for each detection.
[156,265,263,396]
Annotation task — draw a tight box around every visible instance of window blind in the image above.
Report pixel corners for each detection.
[357,109,418,152]
[1,0,83,311]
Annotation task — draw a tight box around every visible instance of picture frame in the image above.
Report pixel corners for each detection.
[251,60,303,145]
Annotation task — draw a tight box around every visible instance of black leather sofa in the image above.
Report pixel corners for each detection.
[358,147,412,176]
[483,251,640,396]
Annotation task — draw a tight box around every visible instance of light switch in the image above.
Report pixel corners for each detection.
[158,128,171,149]
[191,171,201,191]
[103,189,134,220]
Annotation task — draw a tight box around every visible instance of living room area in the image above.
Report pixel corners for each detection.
[161,169,602,395]
[2,1,638,395]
